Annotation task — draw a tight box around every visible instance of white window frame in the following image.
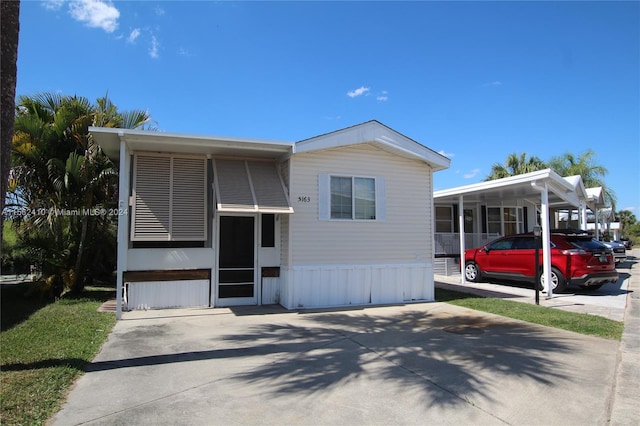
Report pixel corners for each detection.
[318,173,385,221]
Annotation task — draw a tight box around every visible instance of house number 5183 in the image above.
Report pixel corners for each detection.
[298,196,311,203]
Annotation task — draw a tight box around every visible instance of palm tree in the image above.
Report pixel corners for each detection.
[616,210,636,237]
[485,153,547,181]
[10,92,152,293]
[1,0,21,247]
[548,150,616,210]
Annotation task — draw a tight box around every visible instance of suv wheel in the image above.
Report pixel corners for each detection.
[464,261,481,282]
[540,267,567,293]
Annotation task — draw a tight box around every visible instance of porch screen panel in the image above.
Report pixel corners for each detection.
[214,159,255,211]
[132,156,171,240]
[172,157,207,240]
[247,161,290,211]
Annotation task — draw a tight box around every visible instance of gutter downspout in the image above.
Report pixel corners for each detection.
[458,195,466,284]
[116,135,130,320]
[531,180,553,298]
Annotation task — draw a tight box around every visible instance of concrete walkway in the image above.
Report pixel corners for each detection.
[49,251,639,425]
[436,250,640,425]
[609,249,640,425]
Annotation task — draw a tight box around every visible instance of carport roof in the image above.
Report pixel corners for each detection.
[434,169,586,208]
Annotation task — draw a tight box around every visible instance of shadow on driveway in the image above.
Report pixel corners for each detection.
[49,304,617,425]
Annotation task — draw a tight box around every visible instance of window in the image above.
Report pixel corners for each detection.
[503,207,519,236]
[131,154,207,242]
[487,207,502,234]
[435,206,453,232]
[486,206,523,236]
[319,174,385,221]
[512,237,535,250]
[488,238,514,250]
[330,176,376,220]
[261,214,275,247]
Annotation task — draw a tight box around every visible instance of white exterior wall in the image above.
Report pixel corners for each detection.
[281,144,435,309]
[125,249,214,310]
[280,264,433,309]
[127,248,215,271]
[289,144,433,264]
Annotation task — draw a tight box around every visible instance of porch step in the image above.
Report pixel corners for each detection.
[98,299,117,312]
[433,258,461,276]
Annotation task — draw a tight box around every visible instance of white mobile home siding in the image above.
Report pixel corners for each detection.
[289,144,433,264]
[281,143,435,309]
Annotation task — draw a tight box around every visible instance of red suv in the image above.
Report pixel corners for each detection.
[463,231,619,292]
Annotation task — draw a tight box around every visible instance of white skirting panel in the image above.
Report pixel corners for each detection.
[261,277,280,305]
[280,263,434,309]
[125,279,210,310]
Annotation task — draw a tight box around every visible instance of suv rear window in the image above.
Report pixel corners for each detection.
[566,237,607,252]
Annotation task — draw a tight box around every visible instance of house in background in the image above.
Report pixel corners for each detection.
[91,120,450,318]
[433,169,607,289]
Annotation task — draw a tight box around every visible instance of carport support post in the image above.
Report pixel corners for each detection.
[534,225,541,305]
[458,195,466,284]
[531,181,552,298]
[115,136,130,320]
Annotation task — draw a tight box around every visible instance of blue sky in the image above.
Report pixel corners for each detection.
[16,1,640,213]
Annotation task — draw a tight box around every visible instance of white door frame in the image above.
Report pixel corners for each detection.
[214,213,259,307]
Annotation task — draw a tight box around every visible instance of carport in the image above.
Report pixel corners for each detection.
[434,169,606,296]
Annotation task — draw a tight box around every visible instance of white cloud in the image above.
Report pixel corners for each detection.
[377,90,389,101]
[68,0,120,33]
[437,150,455,158]
[178,47,195,57]
[463,168,481,179]
[347,86,370,98]
[482,81,502,87]
[149,35,159,58]
[127,28,141,43]
[155,6,165,16]
[42,0,65,11]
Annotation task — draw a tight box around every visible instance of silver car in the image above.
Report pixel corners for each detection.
[601,241,627,264]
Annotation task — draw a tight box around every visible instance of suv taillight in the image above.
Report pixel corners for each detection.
[562,249,588,256]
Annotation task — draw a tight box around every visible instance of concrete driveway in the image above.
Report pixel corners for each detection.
[51,302,619,425]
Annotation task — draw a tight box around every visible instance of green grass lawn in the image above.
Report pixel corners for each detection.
[1,282,116,425]
[435,287,624,340]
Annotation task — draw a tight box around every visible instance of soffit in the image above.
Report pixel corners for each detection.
[90,127,294,161]
[434,169,580,208]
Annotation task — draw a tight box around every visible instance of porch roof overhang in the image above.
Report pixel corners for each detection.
[213,159,294,214]
[434,169,581,208]
[89,127,295,162]
[586,186,605,211]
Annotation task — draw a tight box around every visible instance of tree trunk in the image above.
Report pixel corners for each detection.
[1,0,21,251]
[73,190,94,293]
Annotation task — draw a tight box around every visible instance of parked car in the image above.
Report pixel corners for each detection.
[605,241,627,264]
[464,230,619,292]
[619,237,633,250]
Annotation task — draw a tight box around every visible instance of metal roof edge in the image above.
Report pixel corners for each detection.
[295,120,450,170]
